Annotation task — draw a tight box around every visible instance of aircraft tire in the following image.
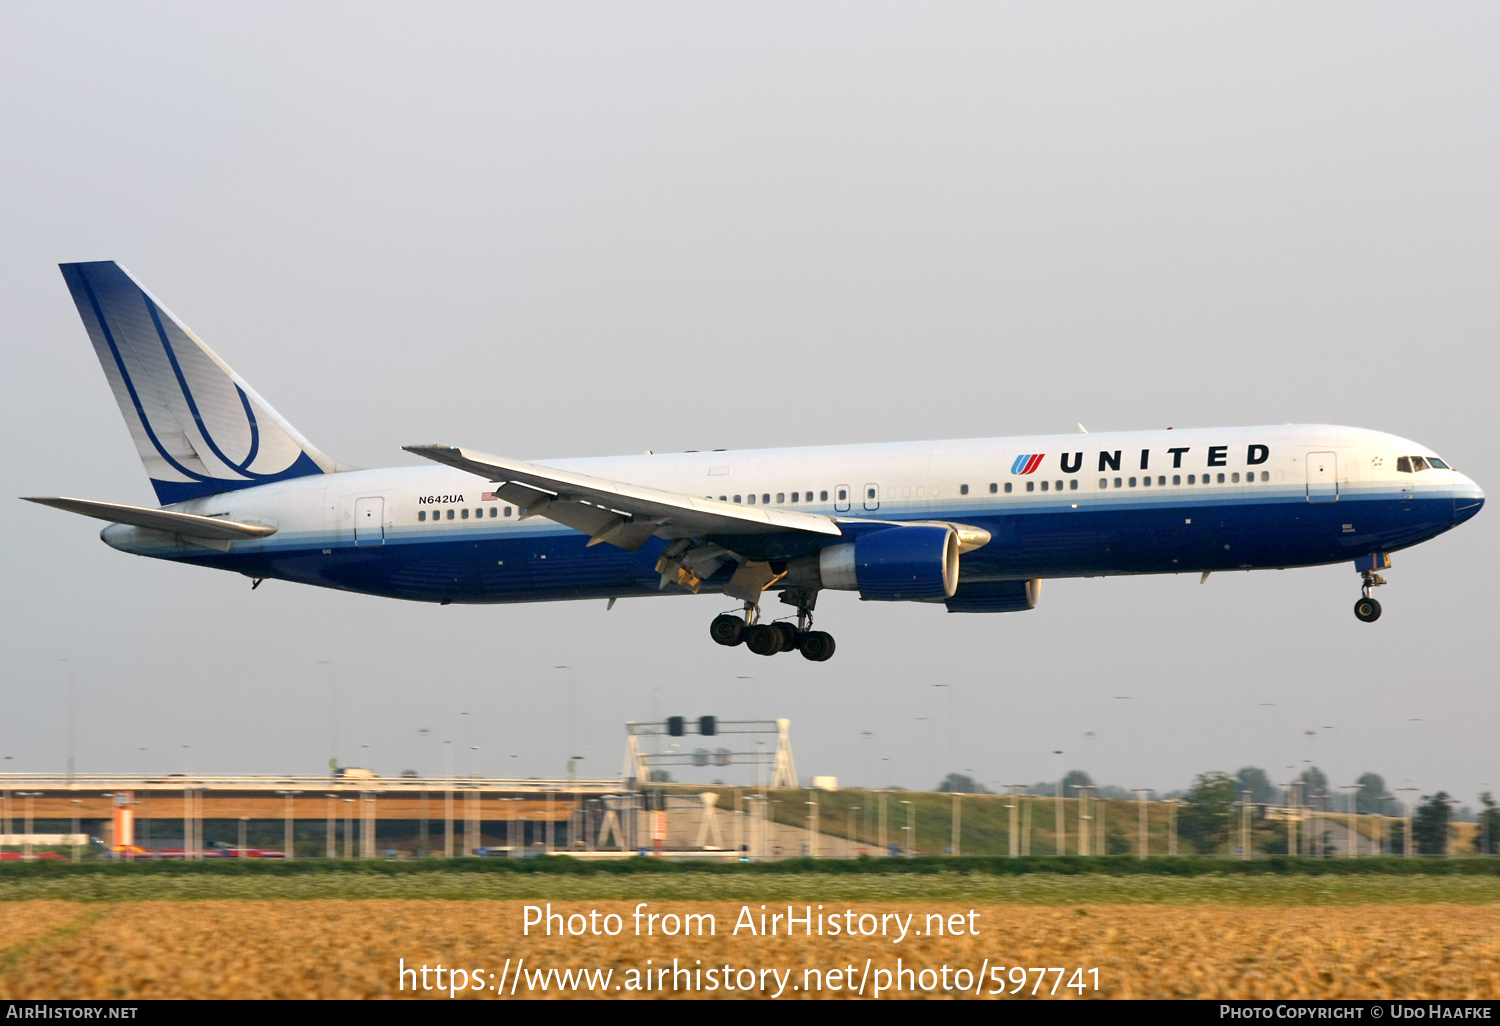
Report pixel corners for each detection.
[801,631,836,662]
[710,614,745,646]
[745,624,782,656]
[1353,597,1382,623]
[772,622,798,652]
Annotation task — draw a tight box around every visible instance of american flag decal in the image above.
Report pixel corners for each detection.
[482,491,500,501]
[1010,454,1045,475]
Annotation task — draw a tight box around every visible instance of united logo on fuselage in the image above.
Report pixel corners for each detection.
[1010,454,1045,475]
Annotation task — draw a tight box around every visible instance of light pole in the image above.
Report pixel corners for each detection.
[1396,786,1418,857]
[1341,784,1365,858]
[360,743,371,775]
[70,799,82,862]
[1053,749,1065,856]
[916,717,932,791]
[57,659,75,780]
[1259,703,1279,785]
[276,791,299,860]
[1114,696,1138,790]
[848,806,860,856]
[859,731,874,791]
[317,660,337,775]
[557,666,576,777]
[900,799,914,856]
[18,793,41,861]
[470,746,480,779]
[1134,788,1152,859]
[933,684,954,782]
[1280,779,1298,857]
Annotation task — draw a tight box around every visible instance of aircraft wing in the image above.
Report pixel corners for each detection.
[22,497,278,540]
[403,445,844,552]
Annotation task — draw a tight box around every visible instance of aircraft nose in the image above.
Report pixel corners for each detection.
[1454,473,1485,525]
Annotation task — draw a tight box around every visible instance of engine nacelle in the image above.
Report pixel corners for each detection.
[943,578,1042,613]
[807,525,960,601]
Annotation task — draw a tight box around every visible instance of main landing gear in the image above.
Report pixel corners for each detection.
[708,589,836,661]
[1353,569,1387,623]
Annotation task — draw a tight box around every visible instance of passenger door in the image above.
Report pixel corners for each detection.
[863,482,880,512]
[354,496,385,546]
[1305,453,1338,503]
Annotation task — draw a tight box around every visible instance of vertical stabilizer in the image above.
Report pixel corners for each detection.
[59,261,342,505]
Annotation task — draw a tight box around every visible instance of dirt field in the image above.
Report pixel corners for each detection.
[2,900,1497,999]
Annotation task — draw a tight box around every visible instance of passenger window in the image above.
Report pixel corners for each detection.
[1026,481,1035,492]
[763,493,770,504]
[489,507,497,517]
[1054,481,1062,491]
[1041,480,1049,492]
[1129,477,1137,487]
[446,509,455,520]
[989,483,998,494]
[1157,476,1165,486]
[1232,473,1240,483]
[1261,472,1269,481]
[778,493,785,504]
[1410,457,1429,472]
[1099,478,1108,488]
[1114,477,1122,488]
[1172,475,1181,485]
[790,492,799,503]
[866,488,875,500]
[418,510,426,522]
[820,491,828,501]
[1217,473,1225,483]
[461,508,469,519]
[747,494,756,505]
[1004,482,1012,493]
[1069,479,1078,490]
[960,484,969,495]
[1141,476,1150,487]
[838,489,847,501]
[504,507,512,517]
[734,495,742,503]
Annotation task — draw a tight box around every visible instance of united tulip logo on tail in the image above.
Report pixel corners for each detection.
[1010,454,1045,475]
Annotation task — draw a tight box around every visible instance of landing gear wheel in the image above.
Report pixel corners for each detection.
[800,630,836,662]
[709,614,745,647]
[745,623,783,656]
[1353,597,1382,623]
[772,622,798,652]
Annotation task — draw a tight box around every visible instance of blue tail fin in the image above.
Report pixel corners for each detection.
[59,261,342,505]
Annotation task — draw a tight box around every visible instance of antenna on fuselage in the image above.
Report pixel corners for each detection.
[1077,423,1088,434]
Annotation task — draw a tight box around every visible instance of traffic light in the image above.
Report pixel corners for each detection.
[667,716,685,737]
[699,715,717,737]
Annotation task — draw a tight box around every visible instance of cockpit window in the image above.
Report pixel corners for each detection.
[1427,457,1450,469]
[1410,456,1430,472]
[1396,457,1412,473]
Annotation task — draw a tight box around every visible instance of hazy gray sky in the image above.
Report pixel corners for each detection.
[3,3,1496,802]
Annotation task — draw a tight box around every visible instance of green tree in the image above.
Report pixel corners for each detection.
[1062,770,1094,798]
[937,773,990,794]
[1297,766,1330,808]
[1178,772,1238,854]
[1235,767,1275,805]
[1355,772,1396,816]
[1474,792,1498,856]
[1413,792,1453,855]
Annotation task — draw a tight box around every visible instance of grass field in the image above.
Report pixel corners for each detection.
[3,864,1497,999]
[2,899,1497,999]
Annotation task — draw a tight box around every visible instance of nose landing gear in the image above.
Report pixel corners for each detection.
[707,589,836,660]
[1354,568,1387,623]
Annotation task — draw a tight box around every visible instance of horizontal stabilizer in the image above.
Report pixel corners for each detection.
[22,497,277,541]
[402,445,843,549]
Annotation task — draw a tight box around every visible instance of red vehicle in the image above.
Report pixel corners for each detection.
[0,852,67,861]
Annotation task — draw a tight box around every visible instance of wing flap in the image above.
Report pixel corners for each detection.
[403,445,844,548]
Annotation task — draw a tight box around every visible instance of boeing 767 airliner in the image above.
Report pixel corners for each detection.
[23,262,1484,661]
